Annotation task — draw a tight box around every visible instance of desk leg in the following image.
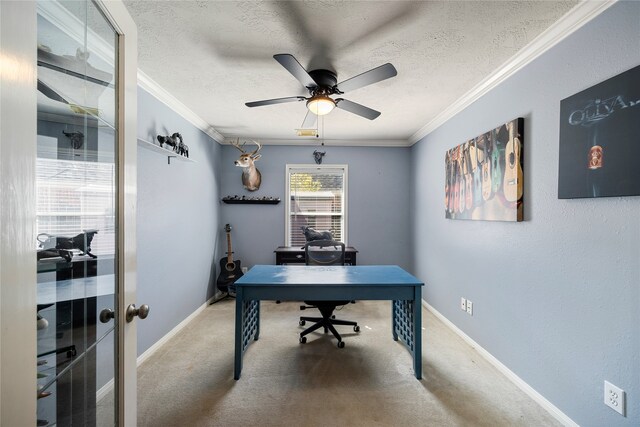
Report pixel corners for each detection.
[413,286,422,379]
[391,302,398,341]
[234,289,260,380]
[255,302,260,341]
[234,287,243,380]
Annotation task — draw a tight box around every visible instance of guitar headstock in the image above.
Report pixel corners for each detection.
[224,224,232,232]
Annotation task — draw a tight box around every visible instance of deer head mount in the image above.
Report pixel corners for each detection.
[231,139,262,191]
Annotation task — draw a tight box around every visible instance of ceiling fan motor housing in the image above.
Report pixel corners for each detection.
[308,69,339,94]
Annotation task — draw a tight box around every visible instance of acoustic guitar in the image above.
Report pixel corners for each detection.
[503,125,523,202]
[449,151,457,214]
[444,152,451,212]
[491,125,506,194]
[456,147,466,213]
[470,138,483,206]
[462,143,473,210]
[480,133,493,201]
[217,224,243,295]
[452,148,460,213]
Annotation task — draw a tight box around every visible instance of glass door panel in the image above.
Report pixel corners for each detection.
[36,1,118,425]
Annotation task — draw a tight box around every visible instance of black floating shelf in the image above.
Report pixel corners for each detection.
[222,197,280,205]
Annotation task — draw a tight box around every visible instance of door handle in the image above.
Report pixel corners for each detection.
[99,308,115,323]
[126,303,150,323]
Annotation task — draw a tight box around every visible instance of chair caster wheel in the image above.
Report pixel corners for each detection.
[299,320,306,326]
[300,336,307,344]
[354,325,360,332]
[337,341,345,348]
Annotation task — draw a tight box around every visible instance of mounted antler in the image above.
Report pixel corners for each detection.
[230,138,247,153]
[231,139,262,191]
[248,139,262,156]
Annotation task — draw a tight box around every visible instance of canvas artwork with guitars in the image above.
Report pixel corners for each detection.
[217,224,243,295]
[444,117,524,222]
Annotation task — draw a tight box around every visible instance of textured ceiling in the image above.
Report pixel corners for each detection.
[123,1,578,145]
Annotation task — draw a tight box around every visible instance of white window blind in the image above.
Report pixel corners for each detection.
[36,157,116,255]
[286,165,347,247]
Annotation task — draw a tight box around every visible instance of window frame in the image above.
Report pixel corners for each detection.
[285,164,348,247]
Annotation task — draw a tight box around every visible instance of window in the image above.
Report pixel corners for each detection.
[36,155,116,256]
[286,164,348,246]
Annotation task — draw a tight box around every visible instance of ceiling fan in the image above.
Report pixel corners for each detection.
[245,54,397,128]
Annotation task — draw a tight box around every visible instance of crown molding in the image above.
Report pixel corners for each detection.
[220,137,411,147]
[137,70,225,143]
[409,0,617,145]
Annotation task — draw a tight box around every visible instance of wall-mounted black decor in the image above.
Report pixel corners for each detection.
[558,64,640,199]
[222,195,280,205]
[445,117,524,222]
[62,130,84,149]
[157,132,189,158]
[313,150,326,164]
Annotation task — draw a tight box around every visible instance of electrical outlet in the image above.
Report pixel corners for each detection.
[460,297,467,311]
[466,300,473,315]
[604,381,625,416]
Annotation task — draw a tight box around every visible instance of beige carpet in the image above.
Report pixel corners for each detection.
[136,299,561,427]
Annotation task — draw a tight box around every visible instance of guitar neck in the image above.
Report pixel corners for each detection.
[226,232,233,262]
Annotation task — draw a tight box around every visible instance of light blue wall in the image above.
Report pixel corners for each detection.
[136,88,222,354]
[220,145,412,270]
[410,3,639,426]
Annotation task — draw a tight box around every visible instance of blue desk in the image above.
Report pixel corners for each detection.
[234,265,424,380]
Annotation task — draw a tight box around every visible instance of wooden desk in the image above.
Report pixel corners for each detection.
[233,265,424,380]
[274,246,358,265]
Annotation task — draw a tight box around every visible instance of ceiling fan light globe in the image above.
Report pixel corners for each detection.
[307,96,335,116]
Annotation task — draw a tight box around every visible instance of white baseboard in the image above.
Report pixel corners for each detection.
[422,300,578,427]
[136,297,214,366]
[96,297,215,402]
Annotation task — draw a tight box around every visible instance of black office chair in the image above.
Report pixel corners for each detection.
[299,240,360,348]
